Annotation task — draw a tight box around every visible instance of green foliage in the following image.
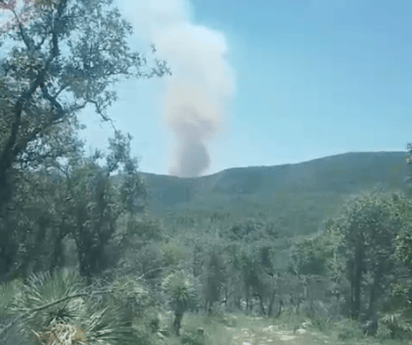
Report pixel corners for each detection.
[0,268,164,345]
[10,269,84,329]
[180,328,207,345]
[162,270,198,336]
[377,277,412,340]
[110,275,148,303]
[405,142,412,196]
[325,189,409,320]
[0,118,84,279]
[162,271,198,311]
[290,231,343,276]
[0,278,25,318]
[114,213,166,279]
[336,319,365,340]
[117,213,165,248]
[0,0,169,282]
[378,311,412,340]
[108,276,161,343]
[396,223,412,268]
[35,129,147,283]
[1,268,133,345]
[225,218,279,242]
[201,248,226,310]
[161,241,187,268]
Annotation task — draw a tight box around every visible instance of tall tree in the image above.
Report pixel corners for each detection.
[0,0,170,279]
[406,143,412,197]
[0,118,83,281]
[55,130,146,284]
[327,190,407,324]
[0,0,170,211]
[202,248,226,313]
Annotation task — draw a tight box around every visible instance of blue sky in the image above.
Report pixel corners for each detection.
[2,0,412,176]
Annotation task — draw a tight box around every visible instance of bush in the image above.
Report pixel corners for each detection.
[306,313,331,332]
[336,319,364,340]
[181,328,207,345]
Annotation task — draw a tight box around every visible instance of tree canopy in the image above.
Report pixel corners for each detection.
[0,0,170,209]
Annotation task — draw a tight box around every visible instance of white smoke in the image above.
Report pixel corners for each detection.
[119,0,235,177]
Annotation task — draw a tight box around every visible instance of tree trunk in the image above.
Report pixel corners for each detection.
[74,204,93,285]
[296,295,302,314]
[276,299,283,317]
[193,242,199,277]
[173,304,185,336]
[310,298,314,314]
[290,295,295,313]
[267,288,276,316]
[234,296,241,310]
[0,224,18,278]
[351,246,364,320]
[0,71,45,208]
[366,262,383,321]
[208,301,213,313]
[256,292,266,315]
[173,313,183,336]
[75,230,93,285]
[49,231,64,276]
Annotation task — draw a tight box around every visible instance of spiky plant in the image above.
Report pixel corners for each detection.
[379,310,412,340]
[0,268,140,345]
[162,270,198,336]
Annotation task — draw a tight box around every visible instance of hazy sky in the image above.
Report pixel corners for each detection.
[2,0,412,176]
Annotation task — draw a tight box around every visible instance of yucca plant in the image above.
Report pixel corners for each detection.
[0,268,141,345]
[379,310,412,340]
[162,270,198,336]
[376,277,412,340]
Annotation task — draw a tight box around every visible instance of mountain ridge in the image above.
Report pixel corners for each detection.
[135,151,409,216]
[139,151,407,178]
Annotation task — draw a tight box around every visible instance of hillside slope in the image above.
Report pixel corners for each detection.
[137,151,408,216]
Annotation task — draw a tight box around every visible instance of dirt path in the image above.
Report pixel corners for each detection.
[225,321,332,345]
[219,316,412,345]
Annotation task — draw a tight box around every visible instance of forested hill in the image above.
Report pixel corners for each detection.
[135,151,409,216]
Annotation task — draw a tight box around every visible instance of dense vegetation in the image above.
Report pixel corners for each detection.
[1,1,412,344]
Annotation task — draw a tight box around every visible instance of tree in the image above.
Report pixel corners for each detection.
[114,213,165,284]
[57,130,146,284]
[0,127,148,285]
[290,233,333,276]
[223,243,244,310]
[397,225,412,269]
[0,0,56,34]
[289,226,345,313]
[0,118,84,281]
[202,248,226,313]
[234,244,270,314]
[0,0,170,280]
[405,143,412,197]
[0,0,170,212]
[221,227,279,315]
[327,189,408,324]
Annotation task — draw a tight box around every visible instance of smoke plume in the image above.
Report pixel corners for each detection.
[120,0,235,177]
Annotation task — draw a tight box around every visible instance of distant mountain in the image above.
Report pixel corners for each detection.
[137,151,409,216]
